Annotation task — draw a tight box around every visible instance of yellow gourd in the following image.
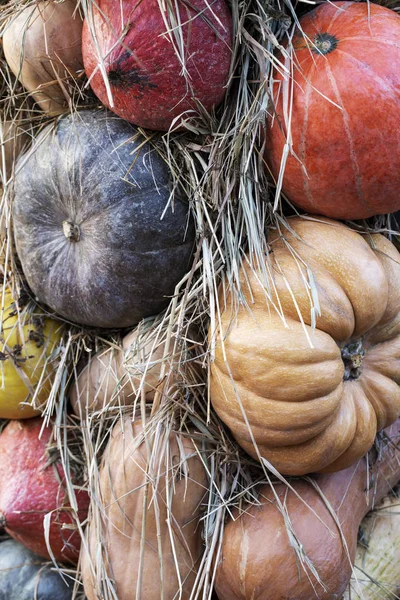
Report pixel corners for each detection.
[0,289,63,418]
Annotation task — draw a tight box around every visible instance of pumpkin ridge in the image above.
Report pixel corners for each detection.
[298,64,315,208]
[334,48,400,102]
[359,368,400,430]
[323,59,371,212]
[319,382,377,473]
[339,36,400,49]
[239,394,357,475]
[212,372,342,440]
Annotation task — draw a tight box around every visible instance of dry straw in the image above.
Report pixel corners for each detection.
[0,0,400,598]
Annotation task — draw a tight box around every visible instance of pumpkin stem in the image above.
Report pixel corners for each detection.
[341,339,364,380]
[313,32,338,56]
[62,220,80,243]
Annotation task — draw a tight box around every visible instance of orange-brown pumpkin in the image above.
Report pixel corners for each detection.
[81,419,208,599]
[214,419,400,600]
[210,217,400,475]
[3,0,83,116]
[70,327,199,418]
[265,1,400,220]
[69,329,167,418]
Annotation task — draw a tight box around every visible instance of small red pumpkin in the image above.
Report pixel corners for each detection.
[0,418,89,564]
[265,1,400,220]
[82,0,233,130]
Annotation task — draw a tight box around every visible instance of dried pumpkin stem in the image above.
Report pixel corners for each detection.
[62,220,80,242]
[341,339,365,381]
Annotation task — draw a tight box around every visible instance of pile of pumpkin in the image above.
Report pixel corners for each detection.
[0,0,400,598]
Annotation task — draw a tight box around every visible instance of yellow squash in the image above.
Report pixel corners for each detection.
[0,289,63,418]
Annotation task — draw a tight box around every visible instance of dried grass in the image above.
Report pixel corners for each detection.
[0,0,399,598]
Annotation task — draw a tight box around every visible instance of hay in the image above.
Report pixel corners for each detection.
[0,0,399,598]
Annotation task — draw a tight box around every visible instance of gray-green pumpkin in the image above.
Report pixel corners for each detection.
[0,538,73,600]
[12,110,195,328]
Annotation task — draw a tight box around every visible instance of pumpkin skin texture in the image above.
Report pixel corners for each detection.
[3,0,83,116]
[70,328,183,418]
[0,538,73,600]
[265,1,400,220]
[0,289,63,419]
[12,110,195,328]
[0,418,90,564]
[82,0,232,131]
[81,419,208,600]
[210,217,400,475]
[214,419,400,600]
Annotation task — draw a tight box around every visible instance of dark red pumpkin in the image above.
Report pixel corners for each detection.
[82,0,233,131]
[265,1,400,220]
[0,418,89,564]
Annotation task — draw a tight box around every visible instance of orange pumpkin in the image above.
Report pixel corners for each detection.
[70,327,193,418]
[214,419,400,600]
[81,419,208,599]
[210,217,400,475]
[265,1,400,220]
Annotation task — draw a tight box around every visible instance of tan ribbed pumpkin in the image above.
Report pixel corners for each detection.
[210,217,400,475]
[70,327,199,418]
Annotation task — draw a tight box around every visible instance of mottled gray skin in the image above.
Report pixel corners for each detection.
[0,539,73,600]
[13,110,195,328]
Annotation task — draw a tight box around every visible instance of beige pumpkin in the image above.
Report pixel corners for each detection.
[3,0,83,115]
[210,217,400,475]
[70,329,181,418]
[81,418,208,599]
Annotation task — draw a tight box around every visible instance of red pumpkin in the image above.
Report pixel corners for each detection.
[82,0,232,130]
[265,1,400,220]
[0,419,89,564]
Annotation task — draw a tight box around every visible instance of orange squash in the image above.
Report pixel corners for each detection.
[81,419,208,599]
[214,419,400,600]
[210,217,400,475]
[70,329,179,418]
[265,1,400,220]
